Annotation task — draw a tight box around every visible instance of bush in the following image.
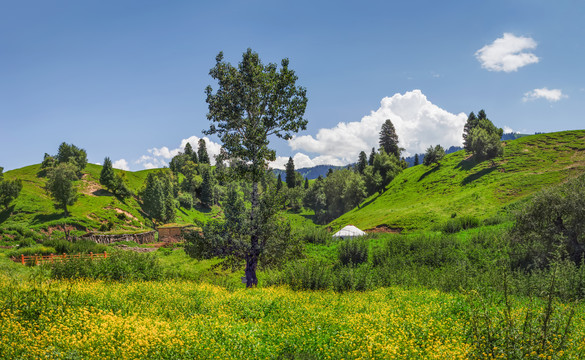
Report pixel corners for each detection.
[43,238,107,255]
[338,237,369,266]
[47,250,163,281]
[295,225,329,245]
[332,264,376,292]
[439,215,480,233]
[267,260,332,291]
[178,192,194,209]
[8,245,57,259]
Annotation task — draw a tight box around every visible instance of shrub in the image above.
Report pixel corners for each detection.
[178,192,194,209]
[43,238,107,255]
[295,225,329,245]
[47,251,163,281]
[439,215,480,233]
[332,264,376,292]
[338,237,369,266]
[8,245,57,260]
[267,260,332,291]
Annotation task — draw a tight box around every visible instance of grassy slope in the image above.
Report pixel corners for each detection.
[0,163,220,232]
[330,130,585,231]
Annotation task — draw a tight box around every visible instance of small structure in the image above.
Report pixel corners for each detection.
[332,225,367,239]
[157,224,190,242]
[84,231,156,245]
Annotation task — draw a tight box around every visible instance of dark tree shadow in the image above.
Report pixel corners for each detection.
[195,204,212,214]
[31,213,66,225]
[418,165,440,182]
[360,192,384,208]
[0,205,15,225]
[455,157,479,171]
[461,167,497,186]
[92,189,113,197]
[301,213,316,222]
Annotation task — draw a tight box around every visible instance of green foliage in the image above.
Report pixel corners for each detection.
[510,174,585,269]
[100,157,116,190]
[0,177,22,209]
[285,157,296,189]
[42,238,107,254]
[177,192,194,209]
[197,139,210,165]
[379,119,400,158]
[55,142,88,178]
[268,259,332,290]
[295,225,330,245]
[47,251,163,281]
[141,170,177,224]
[8,245,58,261]
[199,165,214,207]
[357,151,368,174]
[438,215,481,233]
[414,153,419,166]
[463,111,503,161]
[45,162,78,216]
[338,237,369,266]
[423,144,445,166]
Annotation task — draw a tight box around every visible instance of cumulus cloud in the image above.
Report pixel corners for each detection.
[475,33,539,72]
[281,90,467,167]
[271,153,345,170]
[112,159,130,171]
[523,88,567,102]
[135,136,223,170]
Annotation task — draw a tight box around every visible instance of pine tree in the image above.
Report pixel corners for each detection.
[185,142,198,163]
[414,153,419,166]
[368,148,376,166]
[276,173,282,191]
[198,139,210,164]
[142,173,166,223]
[357,151,368,174]
[463,112,479,152]
[285,157,296,188]
[200,166,213,207]
[379,119,400,158]
[99,157,116,191]
[304,177,309,189]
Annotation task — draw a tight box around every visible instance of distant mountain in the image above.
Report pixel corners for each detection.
[273,164,348,180]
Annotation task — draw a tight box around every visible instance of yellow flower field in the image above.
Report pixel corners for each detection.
[0,276,583,359]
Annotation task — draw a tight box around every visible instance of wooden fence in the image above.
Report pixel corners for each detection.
[14,252,108,266]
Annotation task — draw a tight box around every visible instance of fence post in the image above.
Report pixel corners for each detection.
[90,251,93,259]
[104,251,107,259]
[50,254,53,263]
[21,254,25,265]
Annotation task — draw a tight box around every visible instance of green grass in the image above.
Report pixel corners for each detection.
[0,163,219,234]
[330,130,585,231]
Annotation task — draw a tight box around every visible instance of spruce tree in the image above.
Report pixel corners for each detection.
[99,157,116,191]
[357,151,368,174]
[304,177,309,189]
[276,173,282,191]
[414,153,419,166]
[368,148,376,166]
[198,139,210,164]
[285,157,296,188]
[185,142,198,163]
[463,112,479,152]
[200,166,213,207]
[379,119,400,158]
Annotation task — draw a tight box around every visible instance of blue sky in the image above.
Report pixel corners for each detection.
[1,0,584,171]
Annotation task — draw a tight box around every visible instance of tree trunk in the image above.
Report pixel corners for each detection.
[245,181,260,288]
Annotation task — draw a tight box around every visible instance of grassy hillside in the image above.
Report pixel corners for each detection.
[330,130,585,232]
[0,163,220,233]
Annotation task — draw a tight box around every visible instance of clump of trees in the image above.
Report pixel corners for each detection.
[41,142,88,178]
[140,170,178,224]
[0,167,22,210]
[463,110,503,161]
[99,157,132,198]
[510,174,585,270]
[423,145,445,166]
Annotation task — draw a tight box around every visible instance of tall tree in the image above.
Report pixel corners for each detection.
[285,157,296,188]
[56,142,87,178]
[199,165,214,207]
[462,112,479,152]
[304,177,309,190]
[197,139,210,164]
[46,162,78,216]
[276,173,283,191]
[368,147,376,166]
[463,110,503,161]
[99,157,116,191]
[414,153,419,166]
[357,151,368,174]
[184,142,199,163]
[202,49,308,287]
[379,119,400,158]
[142,171,176,224]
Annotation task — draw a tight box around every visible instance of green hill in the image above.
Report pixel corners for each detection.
[0,163,219,234]
[330,130,585,232]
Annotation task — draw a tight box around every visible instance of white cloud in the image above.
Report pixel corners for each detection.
[475,33,539,72]
[523,88,567,102]
[503,126,515,134]
[283,90,467,166]
[136,136,223,170]
[112,159,130,171]
[271,153,345,170]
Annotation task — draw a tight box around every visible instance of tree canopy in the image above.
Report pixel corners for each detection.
[379,119,400,158]
[46,162,78,216]
[198,48,308,287]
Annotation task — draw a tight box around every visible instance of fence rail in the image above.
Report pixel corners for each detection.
[12,252,108,266]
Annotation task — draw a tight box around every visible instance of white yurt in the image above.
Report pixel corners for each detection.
[332,225,367,239]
